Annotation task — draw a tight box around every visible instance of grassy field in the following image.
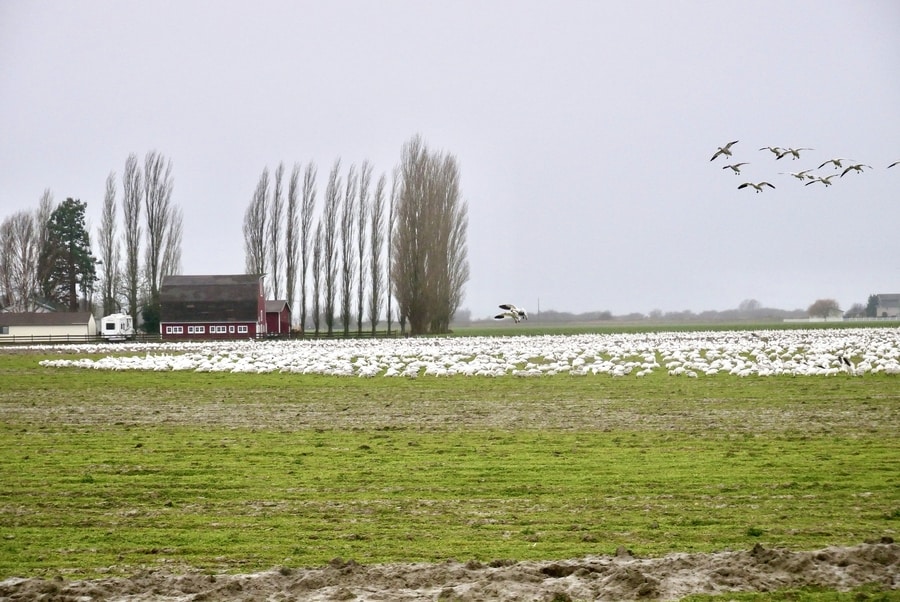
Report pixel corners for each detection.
[0,344,897,583]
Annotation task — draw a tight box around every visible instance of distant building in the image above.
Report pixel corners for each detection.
[159,274,266,339]
[0,312,96,340]
[874,293,900,318]
[265,300,292,336]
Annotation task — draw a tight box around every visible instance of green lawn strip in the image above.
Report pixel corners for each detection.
[1,424,896,578]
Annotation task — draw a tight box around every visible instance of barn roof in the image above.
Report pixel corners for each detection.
[160,274,263,302]
[0,311,94,327]
[265,300,291,314]
[160,274,264,323]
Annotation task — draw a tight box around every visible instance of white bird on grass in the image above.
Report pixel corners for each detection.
[495,304,528,323]
[722,162,749,175]
[776,147,814,160]
[738,181,775,193]
[840,163,873,177]
[805,174,838,187]
[710,140,739,161]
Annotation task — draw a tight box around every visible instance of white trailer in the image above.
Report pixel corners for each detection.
[100,313,135,341]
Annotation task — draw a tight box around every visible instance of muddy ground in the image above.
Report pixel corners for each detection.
[1,542,897,601]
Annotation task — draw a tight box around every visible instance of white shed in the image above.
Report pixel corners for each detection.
[0,312,97,341]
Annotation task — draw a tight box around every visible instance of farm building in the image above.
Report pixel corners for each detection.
[265,300,292,336]
[159,274,266,340]
[0,311,96,341]
[874,293,900,318]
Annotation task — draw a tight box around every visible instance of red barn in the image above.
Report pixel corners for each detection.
[265,300,292,336]
[159,274,266,339]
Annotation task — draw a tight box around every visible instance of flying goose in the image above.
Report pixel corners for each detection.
[888,161,899,168]
[779,170,815,181]
[710,140,739,161]
[759,146,783,157]
[722,162,749,175]
[776,147,814,160]
[495,304,528,323]
[818,158,853,170]
[805,174,838,187]
[840,163,873,177]
[738,181,775,193]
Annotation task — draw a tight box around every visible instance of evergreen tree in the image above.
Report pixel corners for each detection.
[39,198,98,311]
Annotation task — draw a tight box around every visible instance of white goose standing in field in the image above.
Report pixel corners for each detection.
[738,181,775,193]
[495,304,528,323]
[722,162,749,175]
[710,140,739,161]
[840,163,873,177]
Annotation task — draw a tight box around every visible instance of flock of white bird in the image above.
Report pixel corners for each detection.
[711,140,898,192]
[34,327,900,378]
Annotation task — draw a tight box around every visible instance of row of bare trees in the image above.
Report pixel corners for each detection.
[0,151,183,331]
[243,135,469,335]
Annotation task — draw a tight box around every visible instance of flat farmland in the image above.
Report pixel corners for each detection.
[0,330,898,600]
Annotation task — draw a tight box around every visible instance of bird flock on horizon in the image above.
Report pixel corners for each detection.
[710,140,899,193]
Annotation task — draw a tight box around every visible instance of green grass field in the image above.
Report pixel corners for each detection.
[1,345,897,587]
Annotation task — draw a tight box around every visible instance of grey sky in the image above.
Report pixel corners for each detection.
[2,1,898,318]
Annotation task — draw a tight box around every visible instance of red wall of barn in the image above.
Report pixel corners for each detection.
[265,308,290,334]
[160,322,258,339]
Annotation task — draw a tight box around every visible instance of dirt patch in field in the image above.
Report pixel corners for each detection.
[1,542,896,601]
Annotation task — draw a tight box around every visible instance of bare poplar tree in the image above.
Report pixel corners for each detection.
[243,168,269,286]
[122,156,142,324]
[367,172,386,334]
[298,163,317,331]
[322,159,342,335]
[0,218,12,307]
[311,221,323,334]
[339,163,357,334]
[268,162,284,300]
[98,171,120,315]
[356,161,371,334]
[284,164,301,328]
[0,221,11,308]
[391,135,469,335]
[34,189,54,306]
[143,150,176,304]
[161,205,183,277]
[386,169,397,334]
[0,212,37,309]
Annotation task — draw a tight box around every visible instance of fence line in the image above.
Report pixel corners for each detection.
[0,331,400,346]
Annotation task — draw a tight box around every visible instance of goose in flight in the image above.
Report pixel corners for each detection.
[805,174,838,187]
[818,158,853,170]
[710,140,739,161]
[759,146,783,157]
[722,162,749,175]
[776,147,814,160]
[495,304,528,323]
[840,163,873,177]
[779,169,815,181]
[738,181,775,193]
[888,161,899,168]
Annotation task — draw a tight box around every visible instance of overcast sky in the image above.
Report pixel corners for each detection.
[2,1,898,318]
